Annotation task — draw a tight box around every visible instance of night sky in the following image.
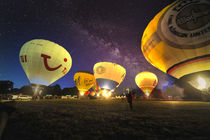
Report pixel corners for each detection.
[0,0,176,89]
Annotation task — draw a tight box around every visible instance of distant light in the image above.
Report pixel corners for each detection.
[103,85,110,90]
[97,94,99,97]
[104,93,109,98]
[102,90,111,98]
[197,77,206,89]
[108,91,111,96]
[102,90,107,97]
[34,86,39,95]
[80,92,84,96]
[145,91,150,97]
[39,90,42,95]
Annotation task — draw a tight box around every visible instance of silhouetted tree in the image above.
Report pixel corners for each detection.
[163,85,184,100]
[43,84,62,96]
[61,88,70,95]
[19,85,33,95]
[151,88,165,99]
[11,88,20,94]
[0,81,13,95]
[71,86,79,95]
[52,84,62,95]
[61,87,78,96]
[130,88,144,98]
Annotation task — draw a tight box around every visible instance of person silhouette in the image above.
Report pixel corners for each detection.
[126,92,133,110]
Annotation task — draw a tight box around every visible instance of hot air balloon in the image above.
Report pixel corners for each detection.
[84,91,90,96]
[90,91,95,96]
[141,0,210,84]
[135,72,158,98]
[91,82,101,95]
[93,62,126,97]
[74,71,96,97]
[19,39,72,96]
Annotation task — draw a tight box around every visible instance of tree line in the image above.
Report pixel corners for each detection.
[0,80,78,96]
[0,79,205,100]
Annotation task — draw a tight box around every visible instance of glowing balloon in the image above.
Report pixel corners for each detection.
[91,82,101,94]
[20,39,72,87]
[84,91,90,96]
[90,91,95,96]
[141,0,210,79]
[135,71,158,96]
[74,71,96,95]
[93,62,126,91]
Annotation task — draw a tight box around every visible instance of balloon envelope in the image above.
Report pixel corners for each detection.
[90,82,101,94]
[93,62,126,91]
[74,71,96,93]
[135,71,158,95]
[90,91,95,96]
[19,39,72,86]
[141,0,210,79]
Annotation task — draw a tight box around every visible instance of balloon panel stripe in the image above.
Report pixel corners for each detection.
[167,54,210,75]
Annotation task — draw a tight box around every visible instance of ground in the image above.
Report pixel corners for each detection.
[1,99,210,140]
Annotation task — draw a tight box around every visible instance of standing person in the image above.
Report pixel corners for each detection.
[126,92,133,110]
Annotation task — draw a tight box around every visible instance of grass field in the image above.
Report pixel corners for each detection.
[2,99,210,140]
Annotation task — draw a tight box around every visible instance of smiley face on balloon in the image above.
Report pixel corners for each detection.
[19,39,72,86]
[40,53,69,74]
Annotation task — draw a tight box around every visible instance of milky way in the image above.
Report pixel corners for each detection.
[0,0,176,89]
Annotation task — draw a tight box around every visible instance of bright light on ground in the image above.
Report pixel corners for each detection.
[80,92,84,96]
[102,90,111,98]
[103,85,110,90]
[102,90,107,97]
[108,91,111,96]
[104,93,109,98]
[35,86,38,95]
[197,77,206,89]
[145,91,150,97]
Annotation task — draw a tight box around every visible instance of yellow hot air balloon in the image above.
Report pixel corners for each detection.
[20,39,72,95]
[93,62,126,96]
[74,71,96,96]
[135,71,158,97]
[141,0,210,79]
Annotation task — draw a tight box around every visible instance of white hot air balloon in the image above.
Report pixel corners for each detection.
[19,39,72,96]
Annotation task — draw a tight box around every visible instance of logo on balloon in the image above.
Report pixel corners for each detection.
[158,0,210,48]
[41,54,68,74]
[96,66,106,74]
[20,55,27,63]
[84,78,94,86]
[176,4,210,31]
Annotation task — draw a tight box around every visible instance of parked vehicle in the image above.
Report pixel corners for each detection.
[61,96,68,99]
[11,95,19,100]
[18,95,32,100]
[45,94,53,99]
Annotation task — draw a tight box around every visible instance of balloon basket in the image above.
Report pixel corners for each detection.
[31,84,46,100]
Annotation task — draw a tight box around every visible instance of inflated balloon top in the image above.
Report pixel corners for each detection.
[19,39,72,86]
[93,62,126,90]
[74,71,96,93]
[141,0,210,79]
[135,71,158,96]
